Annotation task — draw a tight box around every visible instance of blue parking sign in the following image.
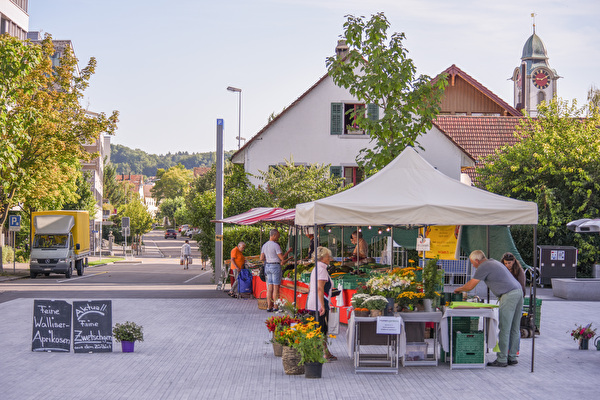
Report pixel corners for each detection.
[9,215,21,231]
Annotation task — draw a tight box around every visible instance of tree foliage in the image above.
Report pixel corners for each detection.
[0,34,118,227]
[478,98,600,273]
[110,143,234,176]
[151,164,193,203]
[258,158,345,209]
[119,198,153,238]
[103,161,129,207]
[326,13,447,174]
[158,196,186,228]
[61,171,98,215]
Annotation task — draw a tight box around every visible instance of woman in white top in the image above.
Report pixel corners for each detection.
[307,246,336,361]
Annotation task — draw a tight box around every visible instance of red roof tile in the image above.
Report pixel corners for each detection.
[433,115,524,161]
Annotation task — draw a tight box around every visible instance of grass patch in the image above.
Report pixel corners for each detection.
[89,257,124,266]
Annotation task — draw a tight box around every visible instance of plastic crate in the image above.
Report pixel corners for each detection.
[523,298,542,329]
[454,332,484,364]
[451,317,479,333]
[340,276,368,290]
[405,342,428,361]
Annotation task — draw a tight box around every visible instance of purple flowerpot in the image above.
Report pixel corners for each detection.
[121,341,135,353]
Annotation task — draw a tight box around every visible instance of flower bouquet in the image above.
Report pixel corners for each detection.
[363,295,388,316]
[366,269,415,299]
[290,319,326,365]
[570,323,596,349]
[266,315,301,335]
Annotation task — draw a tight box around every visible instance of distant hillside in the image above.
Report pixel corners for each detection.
[110,144,234,176]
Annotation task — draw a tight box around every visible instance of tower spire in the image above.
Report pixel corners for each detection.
[531,12,536,34]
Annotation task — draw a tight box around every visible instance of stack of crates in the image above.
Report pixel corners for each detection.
[523,297,542,332]
[454,332,485,364]
[441,317,481,363]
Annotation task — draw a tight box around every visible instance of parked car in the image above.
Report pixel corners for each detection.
[179,224,189,233]
[165,229,177,239]
[186,228,200,238]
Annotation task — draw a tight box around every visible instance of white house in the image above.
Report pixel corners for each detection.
[232,42,475,186]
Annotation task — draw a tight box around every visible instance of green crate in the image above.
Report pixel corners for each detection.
[523,298,542,329]
[451,317,479,333]
[454,332,484,364]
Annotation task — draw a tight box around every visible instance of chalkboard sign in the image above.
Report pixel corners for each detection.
[32,300,72,352]
[72,300,113,353]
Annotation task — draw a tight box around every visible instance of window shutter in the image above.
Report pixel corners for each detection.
[367,103,379,121]
[330,166,342,179]
[330,103,343,135]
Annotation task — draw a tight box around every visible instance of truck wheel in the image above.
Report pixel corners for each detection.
[30,272,37,279]
[65,264,72,279]
[77,260,84,276]
[44,273,50,276]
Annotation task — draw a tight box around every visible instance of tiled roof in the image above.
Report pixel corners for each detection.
[433,116,525,161]
[193,166,211,177]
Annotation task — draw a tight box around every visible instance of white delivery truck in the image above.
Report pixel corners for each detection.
[29,210,90,279]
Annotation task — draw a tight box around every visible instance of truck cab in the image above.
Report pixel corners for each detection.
[29,211,90,279]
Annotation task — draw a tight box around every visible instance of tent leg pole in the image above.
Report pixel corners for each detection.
[531,225,537,373]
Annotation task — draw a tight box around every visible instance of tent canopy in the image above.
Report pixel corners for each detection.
[213,207,295,225]
[295,147,538,227]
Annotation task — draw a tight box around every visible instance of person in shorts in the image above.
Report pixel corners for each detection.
[260,229,291,312]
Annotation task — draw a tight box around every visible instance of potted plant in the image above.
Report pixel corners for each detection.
[351,293,371,317]
[113,321,144,353]
[266,315,301,356]
[570,323,596,350]
[423,257,444,311]
[363,295,388,317]
[290,320,326,378]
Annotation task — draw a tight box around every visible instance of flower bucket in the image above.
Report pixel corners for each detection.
[282,346,304,375]
[121,341,135,353]
[579,338,589,350]
[304,362,323,378]
[272,341,283,357]
[423,299,433,312]
[369,310,383,317]
[384,298,395,316]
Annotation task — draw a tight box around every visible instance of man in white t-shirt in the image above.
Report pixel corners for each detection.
[260,229,292,312]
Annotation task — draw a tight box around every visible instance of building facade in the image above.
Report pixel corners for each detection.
[0,0,28,40]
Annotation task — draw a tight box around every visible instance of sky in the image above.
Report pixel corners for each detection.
[28,0,600,155]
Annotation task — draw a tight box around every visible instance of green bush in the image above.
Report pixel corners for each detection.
[1,246,14,263]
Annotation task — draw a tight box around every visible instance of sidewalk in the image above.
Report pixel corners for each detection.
[0,283,598,399]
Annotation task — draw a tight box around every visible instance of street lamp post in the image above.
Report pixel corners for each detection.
[227,86,242,149]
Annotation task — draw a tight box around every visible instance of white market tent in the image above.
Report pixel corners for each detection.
[295,147,538,227]
[294,147,540,371]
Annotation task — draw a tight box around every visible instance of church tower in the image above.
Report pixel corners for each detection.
[512,20,559,116]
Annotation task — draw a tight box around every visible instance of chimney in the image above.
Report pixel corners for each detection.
[335,40,349,59]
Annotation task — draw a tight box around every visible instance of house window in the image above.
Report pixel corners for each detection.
[343,166,363,186]
[330,103,379,135]
[344,103,365,134]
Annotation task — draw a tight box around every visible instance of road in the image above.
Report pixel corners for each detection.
[0,230,228,304]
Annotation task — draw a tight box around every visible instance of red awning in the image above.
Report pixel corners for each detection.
[212,207,295,225]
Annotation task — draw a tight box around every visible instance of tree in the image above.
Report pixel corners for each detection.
[120,198,153,239]
[326,13,447,174]
[0,34,118,227]
[151,164,193,203]
[588,85,600,113]
[478,98,600,273]
[158,196,186,228]
[62,171,98,215]
[103,161,128,207]
[258,158,345,209]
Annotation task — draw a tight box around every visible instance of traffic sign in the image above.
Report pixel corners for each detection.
[8,215,21,232]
